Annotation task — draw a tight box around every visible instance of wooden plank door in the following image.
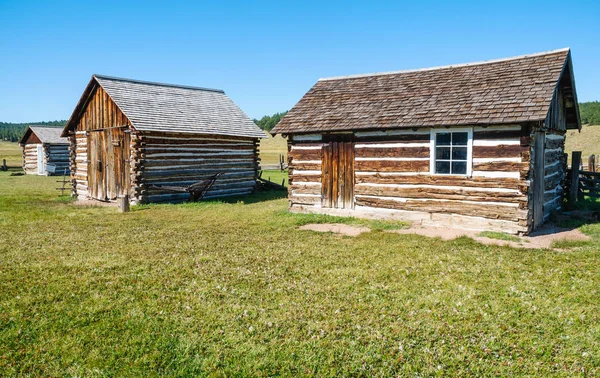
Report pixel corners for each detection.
[533,131,545,228]
[88,128,130,201]
[88,130,106,200]
[322,140,355,209]
[105,127,130,200]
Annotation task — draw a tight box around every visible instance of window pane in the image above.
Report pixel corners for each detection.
[436,147,451,160]
[452,161,467,174]
[436,161,450,174]
[436,132,451,146]
[452,147,467,160]
[452,132,468,146]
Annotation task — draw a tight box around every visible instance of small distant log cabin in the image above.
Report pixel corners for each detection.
[61,75,265,204]
[19,126,70,175]
[272,48,581,234]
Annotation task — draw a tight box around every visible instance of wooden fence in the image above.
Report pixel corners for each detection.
[566,151,600,206]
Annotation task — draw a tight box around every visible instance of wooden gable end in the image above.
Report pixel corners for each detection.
[76,84,132,132]
[545,55,580,131]
[23,131,42,145]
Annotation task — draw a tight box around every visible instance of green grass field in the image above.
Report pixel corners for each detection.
[0,140,599,376]
[0,140,22,168]
[259,134,287,165]
[565,124,600,160]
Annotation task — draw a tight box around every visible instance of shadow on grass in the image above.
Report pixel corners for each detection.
[550,199,600,230]
[138,189,288,210]
[215,190,288,204]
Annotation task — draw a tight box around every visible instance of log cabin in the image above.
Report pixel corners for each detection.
[271,48,581,234]
[19,126,70,175]
[61,75,266,204]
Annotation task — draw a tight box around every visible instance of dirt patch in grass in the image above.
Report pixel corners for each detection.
[393,223,590,249]
[299,223,370,236]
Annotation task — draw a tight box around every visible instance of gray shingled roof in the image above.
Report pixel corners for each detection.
[272,48,579,134]
[19,126,68,144]
[65,75,266,139]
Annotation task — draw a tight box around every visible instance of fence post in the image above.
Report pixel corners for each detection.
[118,195,130,213]
[569,151,582,207]
[589,154,596,173]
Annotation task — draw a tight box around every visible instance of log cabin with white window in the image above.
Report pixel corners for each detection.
[61,75,266,204]
[271,48,581,234]
[19,126,70,176]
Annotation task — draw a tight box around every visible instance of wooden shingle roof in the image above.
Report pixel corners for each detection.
[63,75,266,139]
[19,126,68,145]
[272,48,579,134]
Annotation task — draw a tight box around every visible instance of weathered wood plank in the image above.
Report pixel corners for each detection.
[290,195,320,205]
[472,145,526,159]
[355,185,525,203]
[355,159,429,172]
[472,161,529,172]
[354,133,430,143]
[292,162,322,171]
[289,149,322,161]
[355,196,523,221]
[473,128,526,140]
[355,146,429,158]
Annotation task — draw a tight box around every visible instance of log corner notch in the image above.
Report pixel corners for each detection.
[60,74,266,205]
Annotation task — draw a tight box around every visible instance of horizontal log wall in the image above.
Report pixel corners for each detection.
[22,144,39,174]
[543,131,566,219]
[355,125,530,231]
[134,131,259,203]
[70,131,89,199]
[44,144,70,175]
[288,125,532,234]
[287,136,323,206]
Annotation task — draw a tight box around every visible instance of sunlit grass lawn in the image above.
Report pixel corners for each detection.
[0,140,22,168]
[259,134,287,165]
[260,169,288,186]
[1,145,600,375]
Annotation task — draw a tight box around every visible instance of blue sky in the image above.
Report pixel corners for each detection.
[0,0,598,122]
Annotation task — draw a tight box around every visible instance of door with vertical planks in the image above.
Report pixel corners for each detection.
[88,127,130,201]
[321,136,355,209]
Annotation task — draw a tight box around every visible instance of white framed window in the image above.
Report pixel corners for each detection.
[430,128,473,176]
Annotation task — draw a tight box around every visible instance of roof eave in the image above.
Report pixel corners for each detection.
[61,75,136,137]
[18,126,32,145]
[61,76,98,137]
[271,119,548,135]
[566,53,582,131]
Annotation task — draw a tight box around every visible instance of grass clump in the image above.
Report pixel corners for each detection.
[550,239,592,249]
[477,231,521,242]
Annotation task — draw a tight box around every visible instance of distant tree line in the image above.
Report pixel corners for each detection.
[253,111,288,132]
[580,102,600,125]
[1,102,597,142]
[0,121,66,142]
